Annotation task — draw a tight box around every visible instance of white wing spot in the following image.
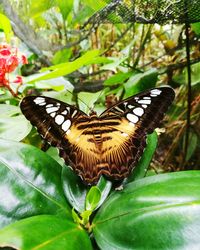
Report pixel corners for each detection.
[150,94,158,97]
[142,104,148,108]
[128,104,135,109]
[143,96,151,99]
[151,89,162,95]
[66,107,71,113]
[72,110,78,117]
[46,107,59,114]
[38,102,46,106]
[50,112,56,118]
[127,113,139,124]
[34,97,45,104]
[62,120,71,132]
[46,104,54,108]
[55,115,65,125]
[133,107,144,116]
[138,99,151,105]
[61,110,68,115]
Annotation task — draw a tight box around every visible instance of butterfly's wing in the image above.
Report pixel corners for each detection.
[97,87,175,181]
[20,96,87,151]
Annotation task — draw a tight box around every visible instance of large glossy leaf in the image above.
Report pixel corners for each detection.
[0,215,92,250]
[93,171,200,250]
[0,139,70,229]
[0,104,32,141]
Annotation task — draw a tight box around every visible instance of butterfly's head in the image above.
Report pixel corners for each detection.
[89,110,97,117]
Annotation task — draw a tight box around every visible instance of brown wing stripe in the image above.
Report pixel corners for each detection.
[76,120,120,130]
[83,128,118,135]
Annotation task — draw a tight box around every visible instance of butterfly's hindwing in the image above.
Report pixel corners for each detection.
[20,87,175,185]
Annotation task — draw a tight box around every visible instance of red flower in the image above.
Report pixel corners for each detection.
[0,71,8,87]
[6,55,19,73]
[0,43,28,96]
[13,75,23,84]
[21,55,28,64]
[0,48,11,56]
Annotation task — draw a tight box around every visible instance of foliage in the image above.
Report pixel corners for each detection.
[0,138,200,249]
[0,1,199,249]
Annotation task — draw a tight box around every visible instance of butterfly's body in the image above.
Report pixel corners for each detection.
[20,87,175,185]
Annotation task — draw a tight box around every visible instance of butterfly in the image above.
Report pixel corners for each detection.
[20,87,175,185]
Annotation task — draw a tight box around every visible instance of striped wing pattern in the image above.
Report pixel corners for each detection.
[20,87,175,185]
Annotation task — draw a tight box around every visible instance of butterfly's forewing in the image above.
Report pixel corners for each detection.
[98,87,175,181]
[20,96,87,149]
[102,87,175,134]
[20,87,175,185]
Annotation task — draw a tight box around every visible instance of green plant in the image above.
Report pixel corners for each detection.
[0,2,199,247]
[0,138,200,249]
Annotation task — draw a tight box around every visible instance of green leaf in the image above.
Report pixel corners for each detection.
[191,22,200,36]
[0,14,13,42]
[0,215,92,250]
[85,0,107,11]
[25,50,108,83]
[185,132,198,161]
[81,210,93,226]
[0,139,70,229]
[0,104,32,141]
[104,71,133,86]
[56,0,74,20]
[0,104,19,117]
[34,77,74,91]
[127,131,158,182]
[78,91,102,114]
[52,48,72,65]
[62,167,112,212]
[72,208,81,224]
[101,56,128,71]
[86,186,101,211]
[173,62,200,87]
[124,69,158,98]
[28,1,53,17]
[93,171,200,250]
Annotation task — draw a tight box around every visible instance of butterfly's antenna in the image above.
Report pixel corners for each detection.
[65,89,88,108]
[97,88,105,102]
[65,88,93,114]
[90,88,106,113]
[79,89,106,114]
[65,85,106,114]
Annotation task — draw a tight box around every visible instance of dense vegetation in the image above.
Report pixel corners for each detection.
[0,1,199,249]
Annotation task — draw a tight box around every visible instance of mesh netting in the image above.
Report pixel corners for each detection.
[82,0,200,30]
